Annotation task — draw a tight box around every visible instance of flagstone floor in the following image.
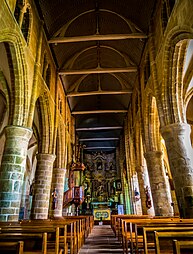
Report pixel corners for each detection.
[79,225,123,254]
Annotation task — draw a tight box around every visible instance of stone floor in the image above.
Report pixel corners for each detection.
[79,225,123,254]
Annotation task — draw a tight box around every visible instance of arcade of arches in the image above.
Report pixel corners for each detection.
[0,0,193,223]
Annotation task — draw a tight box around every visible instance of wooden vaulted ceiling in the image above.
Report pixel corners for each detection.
[36,0,156,153]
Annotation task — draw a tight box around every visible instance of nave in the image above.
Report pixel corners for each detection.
[79,225,122,254]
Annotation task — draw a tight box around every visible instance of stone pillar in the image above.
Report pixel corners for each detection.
[136,166,155,216]
[31,154,55,219]
[49,168,66,218]
[0,126,32,221]
[145,151,173,216]
[132,173,142,215]
[161,123,193,218]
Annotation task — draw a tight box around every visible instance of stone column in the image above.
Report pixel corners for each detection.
[161,123,193,218]
[136,166,155,216]
[49,168,66,218]
[31,154,55,219]
[132,173,142,215]
[0,125,32,221]
[145,151,173,216]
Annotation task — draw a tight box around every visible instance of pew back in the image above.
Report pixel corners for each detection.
[154,231,193,254]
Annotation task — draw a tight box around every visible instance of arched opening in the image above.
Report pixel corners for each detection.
[21,7,30,42]
[46,64,51,89]
[186,96,193,147]
[144,53,151,86]
[14,0,24,23]
[162,0,175,33]
[0,91,7,164]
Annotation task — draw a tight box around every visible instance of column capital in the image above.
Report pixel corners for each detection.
[36,153,56,162]
[5,125,32,140]
[160,122,191,140]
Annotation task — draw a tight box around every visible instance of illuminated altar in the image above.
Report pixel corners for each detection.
[93,208,111,220]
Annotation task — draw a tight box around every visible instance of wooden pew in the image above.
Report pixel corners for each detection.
[111,214,150,240]
[0,223,67,254]
[121,217,189,254]
[0,231,48,254]
[143,226,193,254]
[121,218,176,254]
[173,239,193,254]
[154,231,193,254]
[20,219,79,254]
[63,216,87,246]
[0,241,24,254]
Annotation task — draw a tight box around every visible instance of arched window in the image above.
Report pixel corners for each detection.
[42,54,47,79]
[45,64,51,89]
[144,53,150,86]
[14,1,31,43]
[14,0,24,23]
[42,53,51,89]
[58,98,63,114]
[21,7,30,41]
[162,0,175,34]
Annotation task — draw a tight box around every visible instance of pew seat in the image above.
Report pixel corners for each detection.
[173,239,193,254]
[154,231,193,254]
[0,241,24,254]
[143,226,193,254]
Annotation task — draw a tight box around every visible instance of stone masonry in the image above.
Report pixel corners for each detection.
[0,126,32,221]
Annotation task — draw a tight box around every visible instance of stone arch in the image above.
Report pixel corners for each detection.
[55,121,66,169]
[143,90,173,216]
[0,70,10,111]
[35,91,53,154]
[162,28,193,126]
[42,53,51,90]
[143,90,160,152]
[185,88,193,148]
[0,31,29,126]
[0,90,8,164]
[183,39,193,148]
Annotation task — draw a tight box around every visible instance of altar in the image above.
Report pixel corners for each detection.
[93,208,111,220]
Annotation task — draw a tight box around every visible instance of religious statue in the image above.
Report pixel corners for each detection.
[29,179,35,196]
[134,188,140,201]
[145,186,152,209]
[52,188,58,210]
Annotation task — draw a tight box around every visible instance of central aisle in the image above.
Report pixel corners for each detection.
[79,225,123,254]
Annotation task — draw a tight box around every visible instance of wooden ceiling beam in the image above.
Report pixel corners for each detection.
[72,109,127,115]
[84,146,116,150]
[67,90,132,97]
[59,66,137,75]
[79,138,119,141]
[49,33,147,44]
[76,126,123,131]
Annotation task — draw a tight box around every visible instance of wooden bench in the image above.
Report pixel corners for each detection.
[154,231,193,254]
[173,239,193,254]
[0,231,48,254]
[111,214,150,240]
[121,218,191,254]
[63,216,87,247]
[143,226,193,254]
[0,223,66,254]
[0,241,24,254]
[20,219,80,254]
